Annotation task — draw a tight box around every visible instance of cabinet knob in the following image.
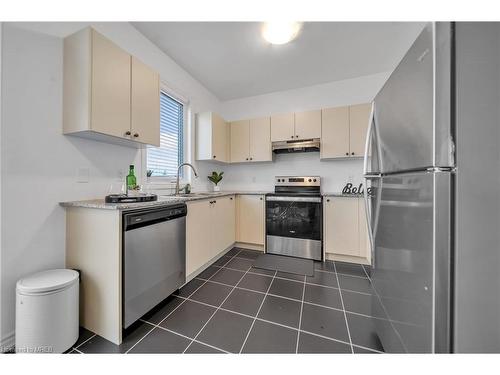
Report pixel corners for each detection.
[345,152,349,156]
[291,136,294,139]
[260,197,263,200]
[125,131,131,136]
[327,199,330,202]
[296,135,299,138]
[213,155,216,159]
[133,133,139,138]
[246,158,249,161]
[230,197,233,200]
[249,157,253,160]
[351,152,355,155]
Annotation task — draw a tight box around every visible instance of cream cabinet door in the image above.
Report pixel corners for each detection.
[186,200,213,276]
[212,113,228,162]
[349,103,371,157]
[294,110,321,140]
[230,120,250,162]
[321,106,350,159]
[249,117,272,162]
[324,197,359,257]
[131,57,160,146]
[237,195,265,245]
[91,30,131,139]
[358,198,370,262]
[213,196,236,253]
[271,113,295,142]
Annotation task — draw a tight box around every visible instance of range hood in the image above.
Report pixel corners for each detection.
[272,139,320,154]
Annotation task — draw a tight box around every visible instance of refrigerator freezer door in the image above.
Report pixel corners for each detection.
[370,171,452,353]
[373,23,453,173]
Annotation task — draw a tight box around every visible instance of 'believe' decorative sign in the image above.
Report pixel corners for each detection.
[342,183,373,196]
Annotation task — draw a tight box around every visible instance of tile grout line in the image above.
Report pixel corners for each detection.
[151,294,382,353]
[73,334,96,350]
[182,255,253,353]
[333,261,354,354]
[238,269,277,353]
[124,249,243,354]
[295,274,306,354]
[139,319,230,354]
[212,265,373,295]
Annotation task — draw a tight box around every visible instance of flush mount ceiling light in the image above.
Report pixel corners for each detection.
[262,22,302,45]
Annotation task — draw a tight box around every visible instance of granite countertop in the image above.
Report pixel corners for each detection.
[322,192,364,198]
[60,191,271,210]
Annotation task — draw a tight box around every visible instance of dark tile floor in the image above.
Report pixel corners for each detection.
[69,248,385,354]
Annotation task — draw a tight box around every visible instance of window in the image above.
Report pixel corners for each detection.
[147,92,184,178]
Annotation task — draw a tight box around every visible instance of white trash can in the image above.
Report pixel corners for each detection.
[15,269,79,353]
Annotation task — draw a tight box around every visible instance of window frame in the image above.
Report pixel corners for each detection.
[142,82,190,188]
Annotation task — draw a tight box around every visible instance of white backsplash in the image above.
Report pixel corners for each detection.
[193,152,364,193]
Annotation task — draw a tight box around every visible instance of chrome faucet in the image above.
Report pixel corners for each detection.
[175,163,198,195]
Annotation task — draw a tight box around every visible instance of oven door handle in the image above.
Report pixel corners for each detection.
[265,196,322,203]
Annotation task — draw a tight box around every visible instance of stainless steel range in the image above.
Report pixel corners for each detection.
[265,176,322,261]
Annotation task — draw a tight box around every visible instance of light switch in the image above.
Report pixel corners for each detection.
[77,167,89,183]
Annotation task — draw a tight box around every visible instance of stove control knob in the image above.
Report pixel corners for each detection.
[313,179,317,182]
[308,179,312,182]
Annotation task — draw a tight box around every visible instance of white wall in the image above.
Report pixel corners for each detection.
[0,23,220,346]
[195,72,389,192]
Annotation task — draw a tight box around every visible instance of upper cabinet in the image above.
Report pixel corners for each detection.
[294,110,321,140]
[230,117,271,163]
[63,28,160,147]
[131,57,160,146]
[196,112,229,162]
[271,110,321,142]
[270,113,295,142]
[321,103,371,159]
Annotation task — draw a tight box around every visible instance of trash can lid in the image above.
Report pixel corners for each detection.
[16,269,79,295]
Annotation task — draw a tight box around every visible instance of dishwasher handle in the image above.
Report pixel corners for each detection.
[124,204,187,231]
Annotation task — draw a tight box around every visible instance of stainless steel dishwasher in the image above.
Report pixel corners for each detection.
[123,203,187,328]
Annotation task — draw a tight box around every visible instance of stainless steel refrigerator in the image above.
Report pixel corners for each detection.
[363,22,500,353]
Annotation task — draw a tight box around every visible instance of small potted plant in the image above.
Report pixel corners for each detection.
[208,171,224,192]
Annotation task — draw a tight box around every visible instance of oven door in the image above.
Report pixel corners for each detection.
[265,196,322,260]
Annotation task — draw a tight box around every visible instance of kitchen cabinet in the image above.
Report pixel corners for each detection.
[63,28,160,147]
[321,106,350,158]
[196,112,229,162]
[131,57,160,146]
[271,113,295,142]
[186,196,236,276]
[320,103,371,159]
[349,103,372,156]
[271,110,321,142]
[236,195,265,247]
[294,110,321,140]
[230,117,272,163]
[323,196,370,264]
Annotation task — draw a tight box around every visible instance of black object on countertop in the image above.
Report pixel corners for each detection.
[105,194,158,203]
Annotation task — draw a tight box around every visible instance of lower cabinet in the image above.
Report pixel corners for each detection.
[323,196,370,264]
[186,195,235,276]
[236,194,265,247]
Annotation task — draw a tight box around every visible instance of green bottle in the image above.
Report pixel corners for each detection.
[126,165,137,192]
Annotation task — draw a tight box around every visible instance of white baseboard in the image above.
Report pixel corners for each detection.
[1,331,15,353]
[325,253,370,265]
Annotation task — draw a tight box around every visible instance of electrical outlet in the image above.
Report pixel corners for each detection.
[77,167,89,183]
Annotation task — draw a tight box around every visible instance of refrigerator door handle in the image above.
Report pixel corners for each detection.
[363,102,375,176]
[363,102,383,175]
[363,175,382,267]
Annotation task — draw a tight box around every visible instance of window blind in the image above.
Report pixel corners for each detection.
[147,92,184,177]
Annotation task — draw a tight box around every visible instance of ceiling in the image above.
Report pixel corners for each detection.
[132,22,425,101]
